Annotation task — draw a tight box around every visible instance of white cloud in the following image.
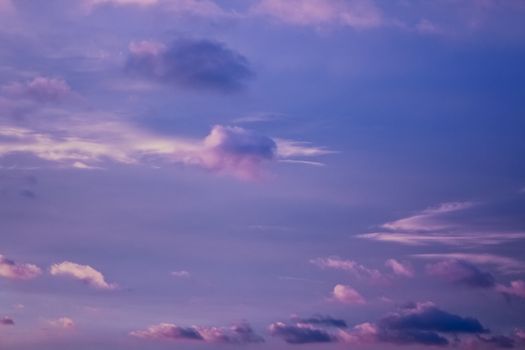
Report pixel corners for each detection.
[50,261,116,290]
[385,259,414,278]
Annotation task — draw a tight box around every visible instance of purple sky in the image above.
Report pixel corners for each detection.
[1,0,525,349]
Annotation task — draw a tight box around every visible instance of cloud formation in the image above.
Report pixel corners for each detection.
[48,317,75,329]
[131,321,263,344]
[0,119,328,180]
[496,280,525,299]
[1,76,72,103]
[269,322,337,344]
[385,259,414,278]
[311,256,383,281]
[0,254,42,280]
[359,201,525,246]
[332,284,365,304]
[126,38,253,92]
[252,0,382,29]
[292,315,347,329]
[426,259,496,289]
[49,261,116,290]
[1,316,14,325]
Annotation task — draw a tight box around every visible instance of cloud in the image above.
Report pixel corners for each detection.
[1,76,72,103]
[48,317,75,329]
[426,260,496,288]
[131,322,263,344]
[0,119,328,180]
[291,315,347,329]
[268,322,337,344]
[413,253,525,274]
[478,335,516,348]
[171,270,190,278]
[496,280,525,299]
[126,38,253,92]
[359,201,525,246]
[385,259,414,278]
[49,261,116,290]
[310,256,383,281]
[0,254,42,280]
[252,0,382,29]
[1,316,14,325]
[332,284,365,304]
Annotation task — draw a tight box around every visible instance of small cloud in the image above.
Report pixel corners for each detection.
[171,270,190,278]
[268,321,337,344]
[332,284,365,304]
[1,316,14,326]
[2,76,72,103]
[496,280,525,299]
[311,256,383,281]
[385,259,414,278]
[126,38,254,92]
[0,254,42,280]
[292,315,347,329]
[49,261,117,290]
[48,317,75,329]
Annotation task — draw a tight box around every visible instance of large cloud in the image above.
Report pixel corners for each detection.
[131,321,264,344]
[0,120,328,180]
[0,254,41,280]
[49,261,116,290]
[126,38,253,92]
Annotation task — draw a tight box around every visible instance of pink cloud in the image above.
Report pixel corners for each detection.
[0,254,42,280]
[49,261,117,290]
[496,280,525,298]
[385,259,414,278]
[311,256,383,281]
[2,76,71,103]
[332,284,365,304]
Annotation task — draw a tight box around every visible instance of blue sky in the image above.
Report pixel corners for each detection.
[1,0,525,349]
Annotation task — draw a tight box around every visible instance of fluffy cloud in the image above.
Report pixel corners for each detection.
[332,284,365,304]
[131,321,263,344]
[252,0,382,29]
[49,261,116,290]
[126,38,253,92]
[385,259,414,278]
[2,76,71,103]
[426,259,496,288]
[0,254,41,280]
[0,120,328,180]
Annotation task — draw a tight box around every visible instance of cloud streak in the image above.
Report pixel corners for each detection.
[50,261,116,290]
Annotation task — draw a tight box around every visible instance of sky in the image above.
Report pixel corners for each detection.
[1,0,525,349]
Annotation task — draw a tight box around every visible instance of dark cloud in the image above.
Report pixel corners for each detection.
[379,302,489,334]
[126,38,253,92]
[269,322,337,344]
[378,329,449,346]
[426,259,496,288]
[292,315,348,329]
[1,316,15,325]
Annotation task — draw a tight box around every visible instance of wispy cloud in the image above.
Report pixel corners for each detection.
[413,253,525,274]
[0,119,330,180]
[49,261,117,290]
[359,201,525,246]
[311,256,383,281]
[385,259,414,278]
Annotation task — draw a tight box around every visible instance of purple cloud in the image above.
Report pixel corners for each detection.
[0,254,42,280]
[385,258,414,278]
[1,316,15,326]
[426,259,496,289]
[331,284,366,304]
[291,315,347,329]
[2,76,72,103]
[496,280,525,299]
[126,38,253,92]
[131,321,263,344]
[310,256,383,281]
[268,322,337,344]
